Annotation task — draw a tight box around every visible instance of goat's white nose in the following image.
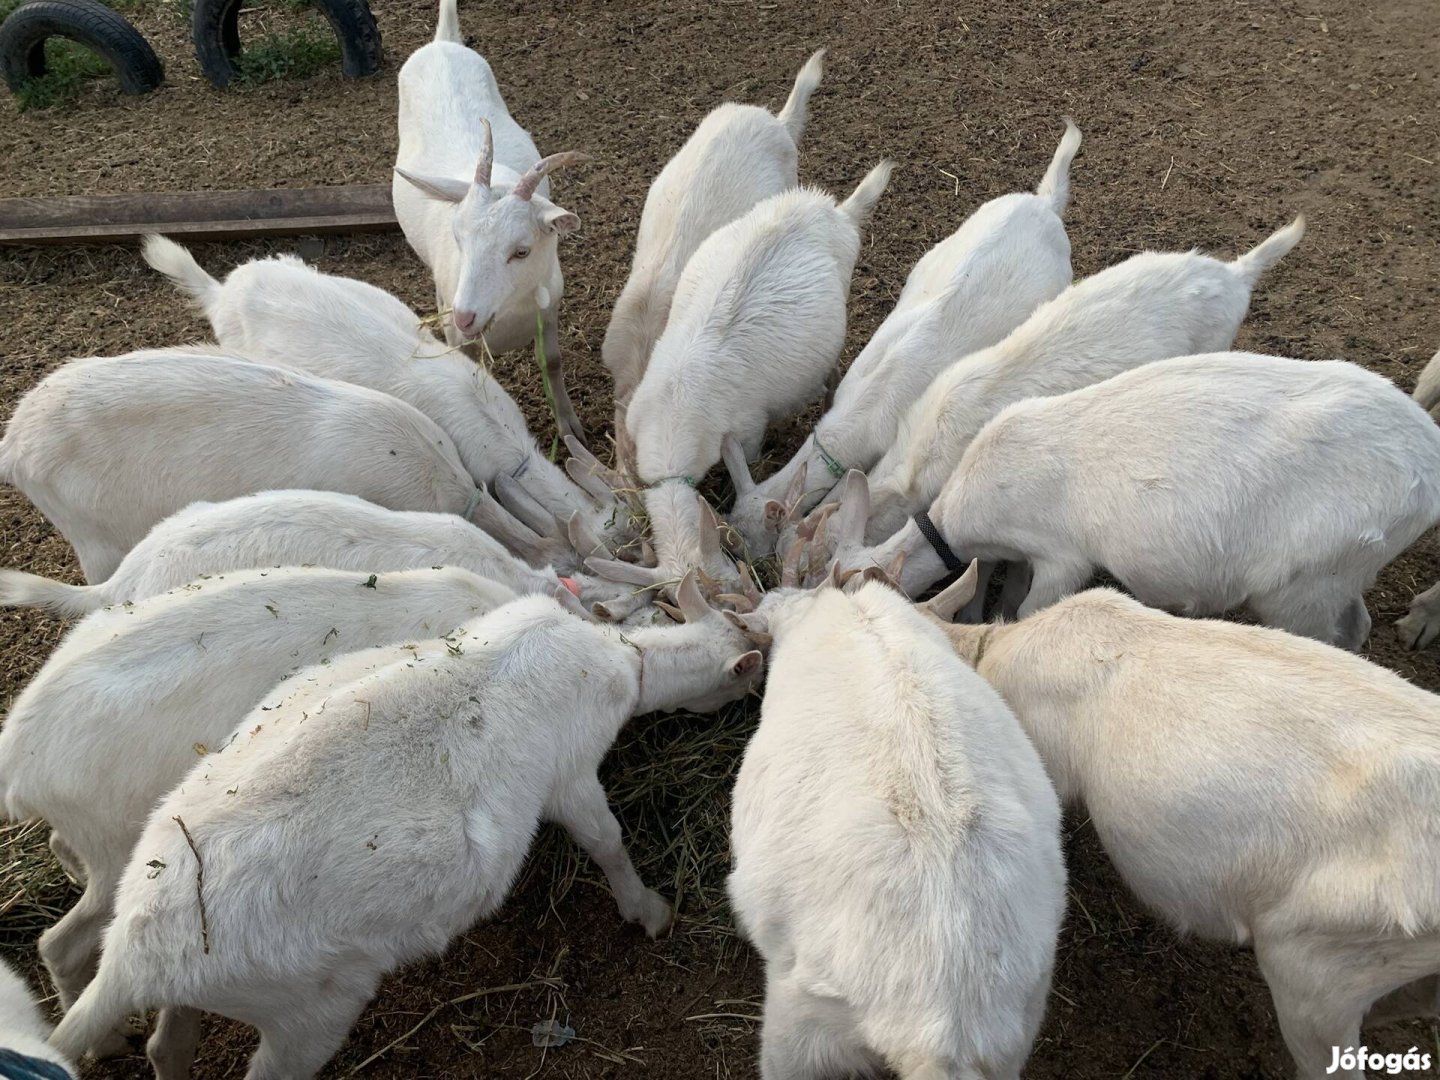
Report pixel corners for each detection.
[454,309,478,333]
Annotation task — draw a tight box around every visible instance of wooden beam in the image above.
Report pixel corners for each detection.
[0,185,399,245]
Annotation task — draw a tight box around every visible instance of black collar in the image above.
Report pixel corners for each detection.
[913,510,965,574]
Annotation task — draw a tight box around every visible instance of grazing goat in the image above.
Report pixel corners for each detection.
[0,490,631,618]
[0,565,512,1055]
[141,236,631,555]
[393,0,587,442]
[623,163,892,584]
[921,572,1440,1080]
[861,216,1306,540]
[602,49,825,424]
[725,120,1081,556]
[0,349,528,583]
[0,958,75,1079]
[836,353,1440,649]
[725,578,1064,1080]
[50,579,765,1080]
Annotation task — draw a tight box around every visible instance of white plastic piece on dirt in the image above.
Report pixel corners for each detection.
[530,1019,575,1048]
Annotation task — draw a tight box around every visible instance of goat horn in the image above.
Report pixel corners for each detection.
[714,592,756,613]
[475,118,494,188]
[565,434,629,493]
[736,561,763,606]
[780,536,807,589]
[513,151,591,201]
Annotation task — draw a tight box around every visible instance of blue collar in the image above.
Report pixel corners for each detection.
[0,1048,72,1080]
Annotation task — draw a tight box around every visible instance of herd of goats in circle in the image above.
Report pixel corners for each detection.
[3,2,1440,1079]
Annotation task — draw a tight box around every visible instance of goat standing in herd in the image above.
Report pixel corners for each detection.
[1,6,1438,1080]
[393,0,587,442]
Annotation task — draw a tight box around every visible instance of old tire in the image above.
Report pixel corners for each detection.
[0,0,163,96]
[192,0,381,89]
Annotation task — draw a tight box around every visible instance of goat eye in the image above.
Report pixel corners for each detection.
[510,247,530,261]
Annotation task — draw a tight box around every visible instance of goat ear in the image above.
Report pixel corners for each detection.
[585,556,665,588]
[783,462,808,510]
[721,434,755,494]
[676,569,710,624]
[654,599,685,623]
[534,198,580,236]
[922,560,981,622]
[832,469,870,550]
[566,511,611,561]
[763,500,789,529]
[554,585,595,621]
[729,650,764,679]
[697,497,719,560]
[861,566,894,588]
[495,475,561,539]
[394,167,471,204]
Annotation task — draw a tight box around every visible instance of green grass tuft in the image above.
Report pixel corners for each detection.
[231,22,339,85]
[1,0,147,110]
[12,37,112,111]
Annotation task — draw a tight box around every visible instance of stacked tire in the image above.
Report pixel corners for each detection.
[191,0,381,88]
[0,0,381,99]
[0,0,162,96]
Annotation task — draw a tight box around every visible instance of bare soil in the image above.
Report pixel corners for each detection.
[1,0,1438,1077]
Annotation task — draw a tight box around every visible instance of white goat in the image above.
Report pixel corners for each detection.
[622,163,892,585]
[0,565,512,1055]
[921,573,1440,1080]
[394,0,587,441]
[1395,347,1440,649]
[725,578,1064,1079]
[0,958,75,1079]
[140,236,631,556]
[0,490,631,618]
[50,579,765,1080]
[836,353,1440,649]
[602,49,825,419]
[860,216,1306,540]
[0,349,546,583]
[725,120,1081,556]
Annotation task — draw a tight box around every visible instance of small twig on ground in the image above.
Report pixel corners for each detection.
[173,815,209,954]
[1121,1037,1166,1079]
[347,977,563,1074]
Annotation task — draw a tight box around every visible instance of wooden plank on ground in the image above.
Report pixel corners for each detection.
[0,185,399,245]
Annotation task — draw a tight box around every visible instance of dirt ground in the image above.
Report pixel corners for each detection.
[1,0,1439,1076]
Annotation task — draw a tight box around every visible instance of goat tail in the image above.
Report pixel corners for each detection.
[1229,214,1306,287]
[1413,347,1440,416]
[1035,117,1082,216]
[141,234,221,310]
[48,969,135,1063]
[776,48,826,145]
[0,569,107,618]
[839,160,894,227]
[434,0,460,42]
